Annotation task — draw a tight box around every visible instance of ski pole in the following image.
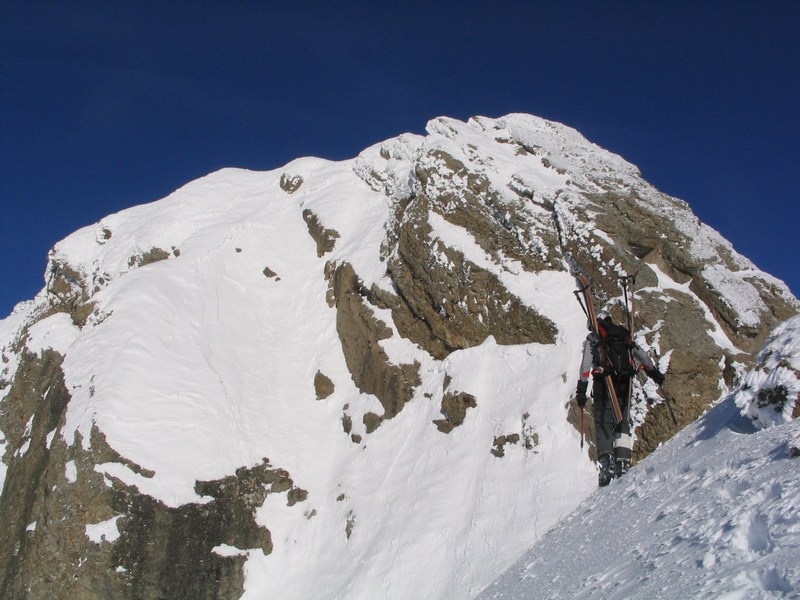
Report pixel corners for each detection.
[662,390,679,425]
[580,407,585,449]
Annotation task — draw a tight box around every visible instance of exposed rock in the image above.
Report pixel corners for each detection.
[521,412,540,451]
[341,413,352,434]
[279,173,304,193]
[491,433,520,458]
[345,512,355,540]
[314,371,335,400]
[111,459,280,600]
[433,391,477,433]
[629,289,728,460]
[363,412,382,434]
[0,349,304,600]
[415,149,562,273]
[374,196,558,360]
[45,260,95,328]
[329,262,421,424]
[128,247,171,269]
[302,209,339,257]
[563,189,796,354]
[556,181,797,457]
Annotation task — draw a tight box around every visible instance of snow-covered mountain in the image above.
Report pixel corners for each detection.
[0,114,797,599]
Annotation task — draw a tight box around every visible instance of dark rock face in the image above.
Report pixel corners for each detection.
[376,196,557,360]
[433,391,478,433]
[0,350,304,600]
[414,150,563,274]
[279,173,304,194]
[128,247,171,269]
[328,261,421,429]
[0,350,74,600]
[110,460,284,600]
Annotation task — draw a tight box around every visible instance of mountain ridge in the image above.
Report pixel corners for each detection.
[0,113,797,599]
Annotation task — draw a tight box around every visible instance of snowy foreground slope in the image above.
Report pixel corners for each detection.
[477,317,800,600]
[0,113,797,599]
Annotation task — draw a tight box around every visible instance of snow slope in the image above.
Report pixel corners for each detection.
[2,144,595,598]
[477,320,800,600]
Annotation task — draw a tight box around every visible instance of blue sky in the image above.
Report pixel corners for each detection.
[1,1,798,318]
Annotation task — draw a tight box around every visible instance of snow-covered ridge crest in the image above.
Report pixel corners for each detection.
[736,314,800,428]
[0,113,797,599]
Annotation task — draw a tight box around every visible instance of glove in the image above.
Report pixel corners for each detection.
[649,368,665,386]
[576,380,588,408]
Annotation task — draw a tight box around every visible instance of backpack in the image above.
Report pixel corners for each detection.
[598,322,635,376]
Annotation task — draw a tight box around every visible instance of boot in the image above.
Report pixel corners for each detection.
[615,457,631,478]
[598,453,615,487]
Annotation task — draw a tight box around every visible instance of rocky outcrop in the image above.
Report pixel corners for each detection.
[433,390,478,433]
[552,182,797,459]
[314,371,335,400]
[303,209,339,257]
[328,261,421,430]
[415,149,562,274]
[374,195,557,360]
[279,173,304,194]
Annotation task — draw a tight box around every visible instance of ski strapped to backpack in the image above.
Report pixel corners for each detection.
[571,261,678,429]
[618,272,637,422]
[571,267,624,425]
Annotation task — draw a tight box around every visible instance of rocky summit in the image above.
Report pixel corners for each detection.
[1,114,797,599]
